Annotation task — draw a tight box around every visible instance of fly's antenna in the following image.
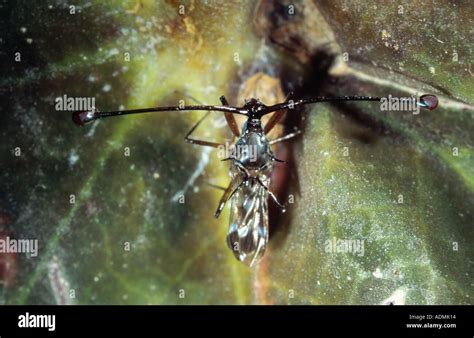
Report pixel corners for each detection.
[260,94,438,115]
[72,103,247,126]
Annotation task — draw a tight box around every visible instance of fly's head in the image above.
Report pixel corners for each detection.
[243,98,266,119]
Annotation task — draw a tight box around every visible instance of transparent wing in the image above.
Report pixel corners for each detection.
[226,180,269,267]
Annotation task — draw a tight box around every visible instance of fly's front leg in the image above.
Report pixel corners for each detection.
[221,96,240,138]
[185,95,241,148]
[184,111,224,148]
[264,92,294,134]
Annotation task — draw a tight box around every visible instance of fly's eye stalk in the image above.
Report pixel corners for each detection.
[72,108,100,126]
[418,94,438,110]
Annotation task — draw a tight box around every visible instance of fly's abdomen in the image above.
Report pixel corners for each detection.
[226,180,269,267]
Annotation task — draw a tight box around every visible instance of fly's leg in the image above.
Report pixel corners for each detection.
[269,155,287,163]
[221,96,240,138]
[205,182,227,191]
[269,190,286,213]
[214,180,245,218]
[269,129,302,145]
[256,162,286,212]
[256,177,286,213]
[264,92,294,134]
[184,95,240,148]
[256,162,286,213]
[214,182,233,218]
[264,92,300,161]
[268,128,302,162]
[184,111,224,148]
[215,157,248,218]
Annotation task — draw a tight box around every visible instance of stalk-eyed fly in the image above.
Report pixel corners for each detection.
[73,93,438,266]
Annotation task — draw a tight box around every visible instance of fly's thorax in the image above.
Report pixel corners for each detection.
[233,120,272,169]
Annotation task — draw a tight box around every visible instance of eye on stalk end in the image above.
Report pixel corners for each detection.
[418,94,438,110]
[72,108,100,126]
